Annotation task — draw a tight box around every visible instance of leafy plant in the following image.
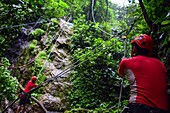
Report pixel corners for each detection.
[0,58,19,108]
[69,15,129,110]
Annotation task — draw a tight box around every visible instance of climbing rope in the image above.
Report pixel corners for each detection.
[0,31,59,68]
[0,18,65,69]
[117,1,127,112]
[37,17,70,79]
[92,0,153,112]
[37,29,64,79]
[50,29,127,82]
[0,20,51,30]
[1,1,151,112]
[91,0,113,36]
[117,3,151,113]
[1,78,53,113]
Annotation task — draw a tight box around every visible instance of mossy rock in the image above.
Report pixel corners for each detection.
[29,39,37,50]
[31,28,45,37]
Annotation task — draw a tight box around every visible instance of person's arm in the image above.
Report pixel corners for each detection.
[118,57,127,77]
[118,71,124,77]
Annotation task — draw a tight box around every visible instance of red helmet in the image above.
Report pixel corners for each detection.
[31,76,37,82]
[130,34,153,51]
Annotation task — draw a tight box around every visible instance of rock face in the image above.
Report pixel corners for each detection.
[7,18,73,112]
[39,93,61,110]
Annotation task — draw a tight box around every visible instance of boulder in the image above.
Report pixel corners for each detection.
[39,93,61,111]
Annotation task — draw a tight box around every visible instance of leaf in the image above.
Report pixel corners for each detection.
[161,20,170,25]
[153,13,168,24]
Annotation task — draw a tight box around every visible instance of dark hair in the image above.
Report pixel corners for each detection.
[32,80,35,83]
[132,42,150,56]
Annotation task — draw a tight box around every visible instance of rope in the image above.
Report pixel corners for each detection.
[91,0,113,36]
[50,29,126,81]
[37,29,64,78]
[117,1,127,112]
[1,13,72,113]
[116,2,152,112]
[53,38,121,80]
[42,31,125,83]
[1,1,150,112]
[0,20,51,30]
[36,16,72,79]
[36,24,68,79]
[0,30,59,68]
[1,11,125,113]
[117,39,127,113]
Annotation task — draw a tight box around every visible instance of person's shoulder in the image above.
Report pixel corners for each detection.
[144,56,162,62]
[139,56,165,66]
[28,80,32,83]
[120,57,136,67]
[150,57,165,66]
[122,57,136,62]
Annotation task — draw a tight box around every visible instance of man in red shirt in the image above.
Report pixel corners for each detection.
[118,35,168,113]
[16,76,37,113]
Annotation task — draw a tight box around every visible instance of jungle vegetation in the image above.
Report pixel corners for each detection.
[0,0,169,112]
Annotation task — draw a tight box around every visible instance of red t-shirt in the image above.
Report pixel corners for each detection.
[24,81,37,93]
[118,55,168,110]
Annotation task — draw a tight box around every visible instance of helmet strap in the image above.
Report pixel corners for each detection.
[131,46,137,57]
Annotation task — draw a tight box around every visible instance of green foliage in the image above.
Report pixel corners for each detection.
[29,39,38,51]
[0,58,19,105]
[65,108,97,113]
[31,28,45,37]
[0,0,69,56]
[0,0,169,112]
[69,17,128,109]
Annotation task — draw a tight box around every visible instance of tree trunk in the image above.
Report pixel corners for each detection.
[138,0,152,28]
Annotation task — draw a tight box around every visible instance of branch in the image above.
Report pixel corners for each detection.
[138,0,152,28]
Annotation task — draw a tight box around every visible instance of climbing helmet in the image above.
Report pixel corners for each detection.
[130,34,153,51]
[31,76,37,82]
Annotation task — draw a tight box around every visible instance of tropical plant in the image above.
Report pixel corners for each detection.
[0,58,19,109]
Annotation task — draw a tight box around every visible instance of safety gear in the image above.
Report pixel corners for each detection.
[131,46,137,57]
[130,35,153,51]
[31,76,37,82]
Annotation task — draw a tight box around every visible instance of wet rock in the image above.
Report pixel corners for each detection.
[6,17,73,112]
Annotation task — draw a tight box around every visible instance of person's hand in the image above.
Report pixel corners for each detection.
[121,56,126,61]
[111,35,115,38]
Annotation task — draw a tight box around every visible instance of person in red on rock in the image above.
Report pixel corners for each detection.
[118,35,168,113]
[16,76,37,113]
